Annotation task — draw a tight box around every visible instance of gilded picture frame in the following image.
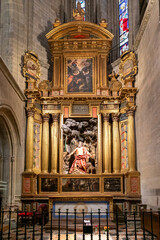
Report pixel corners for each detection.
[65,57,95,95]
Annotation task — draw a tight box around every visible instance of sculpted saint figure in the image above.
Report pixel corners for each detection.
[68,141,91,174]
[73,1,85,21]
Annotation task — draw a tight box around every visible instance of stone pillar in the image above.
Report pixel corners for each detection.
[103,113,111,173]
[26,109,34,172]
[112,113,121,173]
[41,114,50,173]
[51,114,59,173]
[127,108,136,171]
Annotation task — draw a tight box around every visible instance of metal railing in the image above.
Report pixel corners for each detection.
[0,208,160,239]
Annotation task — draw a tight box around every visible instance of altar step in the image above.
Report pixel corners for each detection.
[45,218,116,232]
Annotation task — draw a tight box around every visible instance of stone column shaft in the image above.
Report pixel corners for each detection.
[127,109,136,171]
[103,114,111,173]
[112,114,121,173]
[26,109,34,172]
[41,114,50,173]
[51,114,59,173]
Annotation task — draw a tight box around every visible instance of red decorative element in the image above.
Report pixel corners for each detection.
[71,34,89,39]
[92,107,97,118]
[18,212,33,216]
[64,107,69,118]
[23,178,31,193]
[130,177,139,193]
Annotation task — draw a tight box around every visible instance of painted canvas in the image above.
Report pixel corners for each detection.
[41,178,58,192]
[67,58,93,93]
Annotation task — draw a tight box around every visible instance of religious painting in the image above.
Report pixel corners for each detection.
[66,58,93,93]
[62,178,99,192]
[120,121,128,171]
[104,178,121,192]
[62,118,97,174]
[23,51,40,80]
[41,178,58,192]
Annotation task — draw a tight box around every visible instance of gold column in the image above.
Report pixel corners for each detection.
[51,114,59,173]
[103,113,111,173]
[26,109,34,172]
[41,114,50,173]
[97,113,102,173]
[127,108,136,171]
[112,113,121,173]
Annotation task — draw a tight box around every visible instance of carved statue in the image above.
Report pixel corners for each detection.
[108,70,122,92]
[73,1,85,21]
[62,118,97,174]
[67,141,91,174]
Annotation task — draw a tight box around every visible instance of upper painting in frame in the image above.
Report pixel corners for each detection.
[66,57,94,94]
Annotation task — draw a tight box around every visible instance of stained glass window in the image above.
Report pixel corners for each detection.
[119,0,129,55]
[76,0,86,17]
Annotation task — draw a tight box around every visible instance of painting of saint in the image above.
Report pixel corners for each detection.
[67,58,93,93]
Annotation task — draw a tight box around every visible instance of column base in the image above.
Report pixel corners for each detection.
[113,170,120,173]
[41,170,49,174]
[50,170,58,174]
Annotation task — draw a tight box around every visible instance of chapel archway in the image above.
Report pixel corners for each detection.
[0,106,21,208]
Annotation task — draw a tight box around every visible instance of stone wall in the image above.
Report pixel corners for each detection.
[0,0,60,91]
[0,58,26,206]
[135,0,160,209]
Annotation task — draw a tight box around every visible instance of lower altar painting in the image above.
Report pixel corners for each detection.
[53,201,109,218]
[62,178,99,192]
[104,178,121,192]
[41,178,58,192]
[62,118,97,174]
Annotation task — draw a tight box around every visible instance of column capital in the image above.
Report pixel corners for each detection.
[102,113,110,122]
[126,106,136,117]
[112,113,120,122]
[42,114,50,122]
[26,108,35,117]
[52,113,59,122]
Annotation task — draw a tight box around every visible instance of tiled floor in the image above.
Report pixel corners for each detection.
[2,226,158,239]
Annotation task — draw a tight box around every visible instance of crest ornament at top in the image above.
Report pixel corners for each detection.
[23,51,40,80]
[73,1,85,21]
[119,50,137,82]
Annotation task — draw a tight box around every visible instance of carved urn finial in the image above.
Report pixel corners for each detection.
[73,1,85,21]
